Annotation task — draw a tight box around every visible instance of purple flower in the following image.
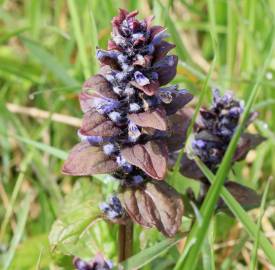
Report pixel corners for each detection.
[100,196,125,221]
[134,71,150,86]
[93,97,121,114]
[128,120,141,142]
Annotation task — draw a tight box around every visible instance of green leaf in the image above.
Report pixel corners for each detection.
[49,179,114,260]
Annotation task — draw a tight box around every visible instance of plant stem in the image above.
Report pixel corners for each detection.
[118,222,133,262]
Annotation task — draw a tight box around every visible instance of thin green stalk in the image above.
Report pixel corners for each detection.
[250,179,271,270]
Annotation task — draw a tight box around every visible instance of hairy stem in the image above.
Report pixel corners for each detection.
[118,222,133,262]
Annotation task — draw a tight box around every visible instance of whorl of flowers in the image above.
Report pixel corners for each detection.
[192,89,244,171]
[63,9,193,237]
[180,89,263,211]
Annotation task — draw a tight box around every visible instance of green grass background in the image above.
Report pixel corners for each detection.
[0,0,275,269]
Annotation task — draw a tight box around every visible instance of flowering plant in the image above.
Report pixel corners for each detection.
[62,9,193,238]
[50,9,264,269]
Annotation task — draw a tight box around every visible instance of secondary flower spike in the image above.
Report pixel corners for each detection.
[179,89,263,212]
[63,9,193,236]
[180,89,264,179]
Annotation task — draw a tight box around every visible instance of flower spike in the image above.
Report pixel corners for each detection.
[63,9,194,237]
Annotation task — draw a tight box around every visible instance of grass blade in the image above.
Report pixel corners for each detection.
[68,0,91,78]
[250,179,271,270]
[2,193,32,270]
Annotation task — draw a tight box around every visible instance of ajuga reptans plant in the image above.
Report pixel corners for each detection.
[62,8,264,269]
[63,9,193,239]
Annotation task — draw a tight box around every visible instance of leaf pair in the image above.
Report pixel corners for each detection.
[63,140,168,180]
[119,181,184,237]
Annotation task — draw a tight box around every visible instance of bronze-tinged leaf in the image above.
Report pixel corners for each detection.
[79,75,117,113]
[145,181,184,237]
[79,93,119,114]
[145,15,155,30]
[128,107,167,131]
[233,133,266,162]
[179,154,205,181]
[153,41,176,62]
[120,189,151,227]
[218,181,261,213]
[134,189,155,227]
[121,141,168,180]
[80,75,117,113]
[79,92,96,113]
[112,9,132,35]
[120,181,184,237]
[80,109,121,137]
[108,39,122,51]
[82,74,117,98]
[98,65,113,77]
[166,108,193,151]
[153,55,178,85]
[62,142,118,176]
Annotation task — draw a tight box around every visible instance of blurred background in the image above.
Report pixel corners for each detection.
[0,0,275,269]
